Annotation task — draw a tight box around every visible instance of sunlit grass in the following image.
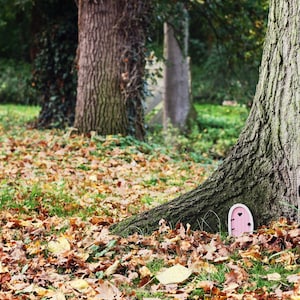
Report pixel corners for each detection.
[0,104,247,219]
[0,104,39,130]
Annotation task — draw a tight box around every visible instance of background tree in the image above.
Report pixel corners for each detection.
[163,3,191,130]
[112,0,300,236]
[74,0,151,140]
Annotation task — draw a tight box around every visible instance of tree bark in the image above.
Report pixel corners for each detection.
[74,0,150,140]
[163,8,191,130]
[111,0,300,236]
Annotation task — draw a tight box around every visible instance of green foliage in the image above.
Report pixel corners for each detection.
[189,0,269,104]
[148,104,249,161]
[191,48,258,104]
[194,103,248,157]
[153,1,189,54]
[149,0,269,104]
[0,59,37,104]
[0,0,32,60]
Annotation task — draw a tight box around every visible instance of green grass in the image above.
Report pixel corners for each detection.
[148,103,249,161]
[193,103,249,158]
[246,259,300,292]
[0,103,247,219]
[0,104,39,118]
[146,258,165,274]
[0,104,39,130]
[0,102,248,161]
[0,104,299,299]
[0,180,80,217]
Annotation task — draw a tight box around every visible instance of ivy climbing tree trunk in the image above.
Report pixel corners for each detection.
[32,1,78,129]
[112,0,300,236]
[74,0,150,140]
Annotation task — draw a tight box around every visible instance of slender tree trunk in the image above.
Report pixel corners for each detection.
[112,0,300,236]
[74,0,149,140]
[163,8,191,130]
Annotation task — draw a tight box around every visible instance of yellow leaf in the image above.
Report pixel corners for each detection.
[26,240,44,255]
[69,279,89,291]
[190,260,217,274]
[139,266,152,278]
[18,284,48,295]
[76,251,89,262]
[156,264,192,285]
[105,260,120,277]
[89,174,98,182]
[48,236,71,254]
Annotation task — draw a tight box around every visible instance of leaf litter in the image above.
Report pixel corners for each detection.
[0,125,299,298]
[0,214,299,299]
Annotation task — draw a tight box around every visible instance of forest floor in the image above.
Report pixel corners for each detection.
[0,105,299,299]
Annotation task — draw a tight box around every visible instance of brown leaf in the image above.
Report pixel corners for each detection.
[0,272,11,284]
[94,281,122,299]
[196,280,215,292]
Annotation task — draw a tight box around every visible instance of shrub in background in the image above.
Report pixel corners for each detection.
[0,59,37,105]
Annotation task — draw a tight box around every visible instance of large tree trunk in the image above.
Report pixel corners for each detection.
[74,0,149,140]
[111,0,300,236]
[163,8,191,130]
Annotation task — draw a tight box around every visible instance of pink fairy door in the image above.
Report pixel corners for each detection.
[228,204,254,236]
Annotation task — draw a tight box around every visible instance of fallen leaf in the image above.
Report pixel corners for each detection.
[196,280,214,292]
[48,236,71,254]
[156,264,192,285]
[190,260,217,274]
[287,274,300,283]
[95,281,122,299]
[49,292,66,300]
[104,260,120,277]
[139,266,152,278]
[0,272,11,284]
[222,283,239,292]
[266,273,281,281]
[0,263,9,273]
[69,279,90,291]
[17,284,48,296]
